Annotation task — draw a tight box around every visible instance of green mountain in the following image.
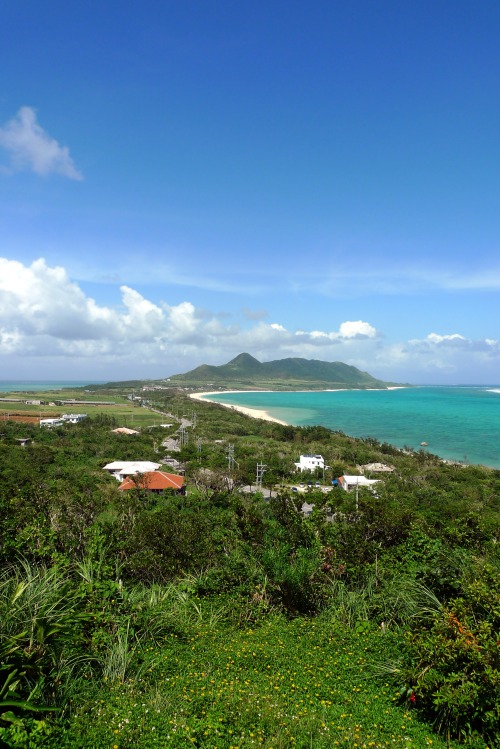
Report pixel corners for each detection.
[169,353,396,390]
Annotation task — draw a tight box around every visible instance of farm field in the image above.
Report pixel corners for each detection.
[0,388,172,428]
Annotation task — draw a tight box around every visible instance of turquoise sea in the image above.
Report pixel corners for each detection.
[205,387,500,469]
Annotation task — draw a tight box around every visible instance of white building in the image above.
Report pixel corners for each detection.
[103,461,161,481]
[40,418,64,428]
[294,454,325,472]
[339,475,380,492]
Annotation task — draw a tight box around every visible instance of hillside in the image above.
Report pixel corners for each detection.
[168,352,396,389]
[2,389,499,747]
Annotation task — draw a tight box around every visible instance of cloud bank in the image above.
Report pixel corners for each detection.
[0,107,82,180]
[1,257,499,382]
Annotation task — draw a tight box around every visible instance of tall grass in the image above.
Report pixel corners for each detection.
[127,576,228,639]
[323,574,443,629]
[97,576,229,684]
[0,559,88,723]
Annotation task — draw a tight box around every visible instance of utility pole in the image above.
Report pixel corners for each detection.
[228,444,235,472]
[179,425,188,447]
[227,444,239,472]
[256,462,267,491]
[197,437,202,463]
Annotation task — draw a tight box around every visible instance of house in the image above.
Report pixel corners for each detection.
[40,414,87,427]
[118,471,185,495]
[102,460,161,481]
[338,475,380,492]
[294,454,325,472]
[40,418,64,428]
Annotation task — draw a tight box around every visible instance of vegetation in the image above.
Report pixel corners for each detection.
[167,352,399,389]
[0,384,499,747]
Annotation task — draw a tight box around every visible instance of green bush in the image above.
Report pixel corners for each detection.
[402,567,500,743]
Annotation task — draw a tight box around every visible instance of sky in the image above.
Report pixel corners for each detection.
[1,0,499,384]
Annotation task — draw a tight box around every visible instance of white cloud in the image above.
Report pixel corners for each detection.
[338,320,377,339]
[0,107,82,180]
[1,257,499,383]
[0,258,383,366]
[409,333,500,353]
[426,333,467,344]
[296,320,378,342]
[382,332,500,381]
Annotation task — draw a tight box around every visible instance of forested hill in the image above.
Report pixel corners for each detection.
[168,352,396,389]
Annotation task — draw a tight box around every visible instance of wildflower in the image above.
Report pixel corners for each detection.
[409,691,416,705]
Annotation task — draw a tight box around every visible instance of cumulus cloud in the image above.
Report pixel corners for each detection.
[0,107,82,179]
[338,320,377,339]
[2,257,499,383]
[296,320,378,342]
[408,332,500,355]
[0,258,383,365]
[381,332,500,380]
[426,333,467,345]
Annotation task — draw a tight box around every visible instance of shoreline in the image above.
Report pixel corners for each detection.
[188,391,290,425]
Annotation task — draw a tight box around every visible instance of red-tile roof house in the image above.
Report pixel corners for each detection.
[118,471,185,494]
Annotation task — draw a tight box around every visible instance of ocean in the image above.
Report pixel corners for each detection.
[0,381,103,392]
[204,386,500,469]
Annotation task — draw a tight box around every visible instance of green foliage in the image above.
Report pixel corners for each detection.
[1,389,500,745]
[401,563,500,742]
[0,560,88,733]
[169,351,392,389]
[116,494,240,583]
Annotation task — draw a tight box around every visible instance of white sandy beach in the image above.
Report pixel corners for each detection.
[188,391,289,425]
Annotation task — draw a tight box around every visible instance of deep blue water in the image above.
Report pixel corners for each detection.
[205,387,500,469]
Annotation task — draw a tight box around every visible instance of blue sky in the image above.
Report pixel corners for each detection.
[1,0,499,383]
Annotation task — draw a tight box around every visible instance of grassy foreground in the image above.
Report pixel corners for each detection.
[51,613,444,749]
